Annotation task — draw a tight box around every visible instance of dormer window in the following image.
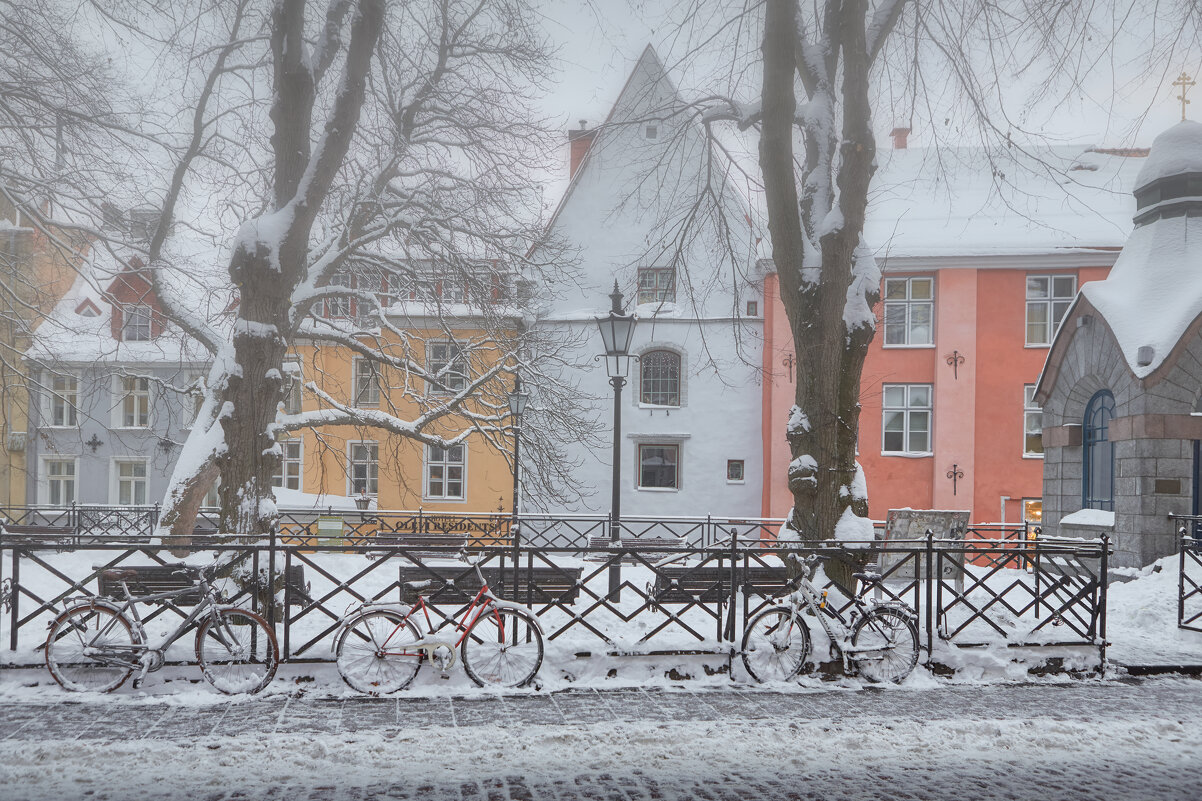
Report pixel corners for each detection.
[122,304,153,341]
[75,299,101,318]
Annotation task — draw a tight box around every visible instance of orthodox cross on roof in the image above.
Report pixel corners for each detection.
[1173,72,1195,121]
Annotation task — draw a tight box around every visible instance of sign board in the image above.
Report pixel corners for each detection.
[316,517,345,541]
[876,508,970,585]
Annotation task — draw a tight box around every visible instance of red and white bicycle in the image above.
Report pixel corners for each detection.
[333,553,544,692]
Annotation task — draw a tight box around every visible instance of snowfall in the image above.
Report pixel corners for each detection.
[0,551,1197,799]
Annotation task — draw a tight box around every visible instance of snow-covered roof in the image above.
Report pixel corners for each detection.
[1134,120,1202,190]
[865,144,1144,260]
[1068,120,1202,379]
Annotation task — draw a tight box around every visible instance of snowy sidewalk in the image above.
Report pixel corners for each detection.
[1,679,1199,800]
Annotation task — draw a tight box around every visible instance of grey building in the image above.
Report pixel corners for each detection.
[1036,120,1202,567]
[23,261,210,508]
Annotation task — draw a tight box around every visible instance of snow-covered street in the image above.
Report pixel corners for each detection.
[1,678,1198,800]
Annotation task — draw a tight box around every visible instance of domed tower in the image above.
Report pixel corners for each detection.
[1035,120,1202,568]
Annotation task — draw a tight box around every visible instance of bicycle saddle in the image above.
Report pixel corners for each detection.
[99,568,139,581]
[852,571,882,584]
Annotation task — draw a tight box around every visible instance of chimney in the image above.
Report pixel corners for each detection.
[568,119,596,179]
[890,127,911,150]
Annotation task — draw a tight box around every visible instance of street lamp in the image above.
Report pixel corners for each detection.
[595,280,636,600]
[507,375,529,525]
[354,491,372,511]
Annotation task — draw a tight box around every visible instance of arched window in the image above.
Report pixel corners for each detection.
[640,350,681,406]
[1083,390,1115,511]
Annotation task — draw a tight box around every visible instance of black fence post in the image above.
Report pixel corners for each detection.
[1179,525,1188,630]
[268,519,278,629]
[283,549,292,659]
[925,530,934,657]
[512,521,521,612]
[1099,533,1110,668]
[725,528,738,642]
[9,548,18,652]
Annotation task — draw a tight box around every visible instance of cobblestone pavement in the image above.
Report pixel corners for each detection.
[1,677,1199,800]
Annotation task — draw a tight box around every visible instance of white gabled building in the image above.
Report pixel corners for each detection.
[530,46,766,521]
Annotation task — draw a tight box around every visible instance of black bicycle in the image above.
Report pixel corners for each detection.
[44,563,278,694]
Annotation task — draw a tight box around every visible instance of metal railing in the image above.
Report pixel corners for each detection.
[0,514,1109,669]
[1171,516,1202,633]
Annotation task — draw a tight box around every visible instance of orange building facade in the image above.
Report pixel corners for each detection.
[763,257,1118,525]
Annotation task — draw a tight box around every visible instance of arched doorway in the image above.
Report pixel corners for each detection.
[1083,390,1115,511]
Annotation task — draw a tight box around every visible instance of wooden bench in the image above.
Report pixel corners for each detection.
[97,564,308,606]
[398,564,583,605]
[649,565,798,605]
[587,535,686,562]
[0,523,73,543]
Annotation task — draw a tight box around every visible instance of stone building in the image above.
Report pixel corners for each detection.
[1035,120,1202,567]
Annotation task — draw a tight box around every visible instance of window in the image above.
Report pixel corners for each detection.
[273,439,302,491]
[644,123,658,140]
[1023,499,1043,524]
[349,442,378,496]
[353,358,381,407]
[727,459,745,483]
[202,478,220,508]
[45,459,76,505]
[425,444,465,499]
[1023,385,1043,457]
[638,444,679,489]
[883,277,934,346]
[323,272,353,318]
[47,372,79,427]
[1026,275,1076,345]
[1083,390,1115,511]
[426,341,467,395]
[122,305,152,341]
[745,301,758,317]
[114,376,151,428]
[282,361,303,415]
[640,350,681,406]
[637,268,675,304]
[882,384,932,454]
[115,460,148,505]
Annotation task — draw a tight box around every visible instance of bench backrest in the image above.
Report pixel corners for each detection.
[398,565,582,605]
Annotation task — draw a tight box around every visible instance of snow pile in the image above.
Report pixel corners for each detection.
[1106,554,1202,666]
[1059,509,1116,527]
[834,507,875,547]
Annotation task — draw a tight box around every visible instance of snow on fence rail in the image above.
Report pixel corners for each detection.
[0,508,1107,669]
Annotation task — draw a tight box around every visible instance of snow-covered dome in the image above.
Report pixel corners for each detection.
[1133,120,1202,191]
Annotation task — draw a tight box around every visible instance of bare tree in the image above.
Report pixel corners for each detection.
[616,0,1200,584]
[0,0,595,538]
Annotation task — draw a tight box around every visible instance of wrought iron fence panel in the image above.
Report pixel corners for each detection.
[1179,532,1202,633]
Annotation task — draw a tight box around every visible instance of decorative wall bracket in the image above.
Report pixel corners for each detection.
[782,353,796,383]
[85,434,104,453]
[946,464,965,495]
[945,350,966,380]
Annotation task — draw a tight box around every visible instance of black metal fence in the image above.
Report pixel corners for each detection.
[1172,517,1202,633]
[0,507,1108,670]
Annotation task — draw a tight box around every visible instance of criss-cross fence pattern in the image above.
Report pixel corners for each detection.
[0,508,1108,670]
[1171,515,1202,633]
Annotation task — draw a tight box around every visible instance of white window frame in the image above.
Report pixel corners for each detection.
[43,371,80,428]
[1025,274,1076,346]
[282,361,303,415]
[273,439,303,491]
[348,441,378,497]
[1023,384,1044,458]
[881,384,932,455]
[202,477,220,508]
[353,357,381,408]
[637,443,681,490]
[41,457,78,506]
[726,459,745,484]
[425,340,467,396]
[637,267,676,305]
[121,304,153,341]
[639,349,682,407]
[323,272,353,319]
[111,458,149,505]
[112,375,151,428]
[882,277,934,347]
[424,444,467,501]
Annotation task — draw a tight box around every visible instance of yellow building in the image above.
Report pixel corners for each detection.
[277,296,521,514]
[0,200,81,507]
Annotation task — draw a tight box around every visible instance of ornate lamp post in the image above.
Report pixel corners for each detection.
[595,281,637,600]
[507,376,529,526]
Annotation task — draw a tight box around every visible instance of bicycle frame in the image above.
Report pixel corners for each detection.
[64,575,232,668]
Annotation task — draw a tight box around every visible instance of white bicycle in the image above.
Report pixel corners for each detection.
[741,554,920,683]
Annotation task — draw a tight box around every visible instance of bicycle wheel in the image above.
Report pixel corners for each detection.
[335,609,423,694]
[461,606,543,688]
[741,605,810,683]
[851,607,920,683]
[194,607,279,694]
[45,603,138,693]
